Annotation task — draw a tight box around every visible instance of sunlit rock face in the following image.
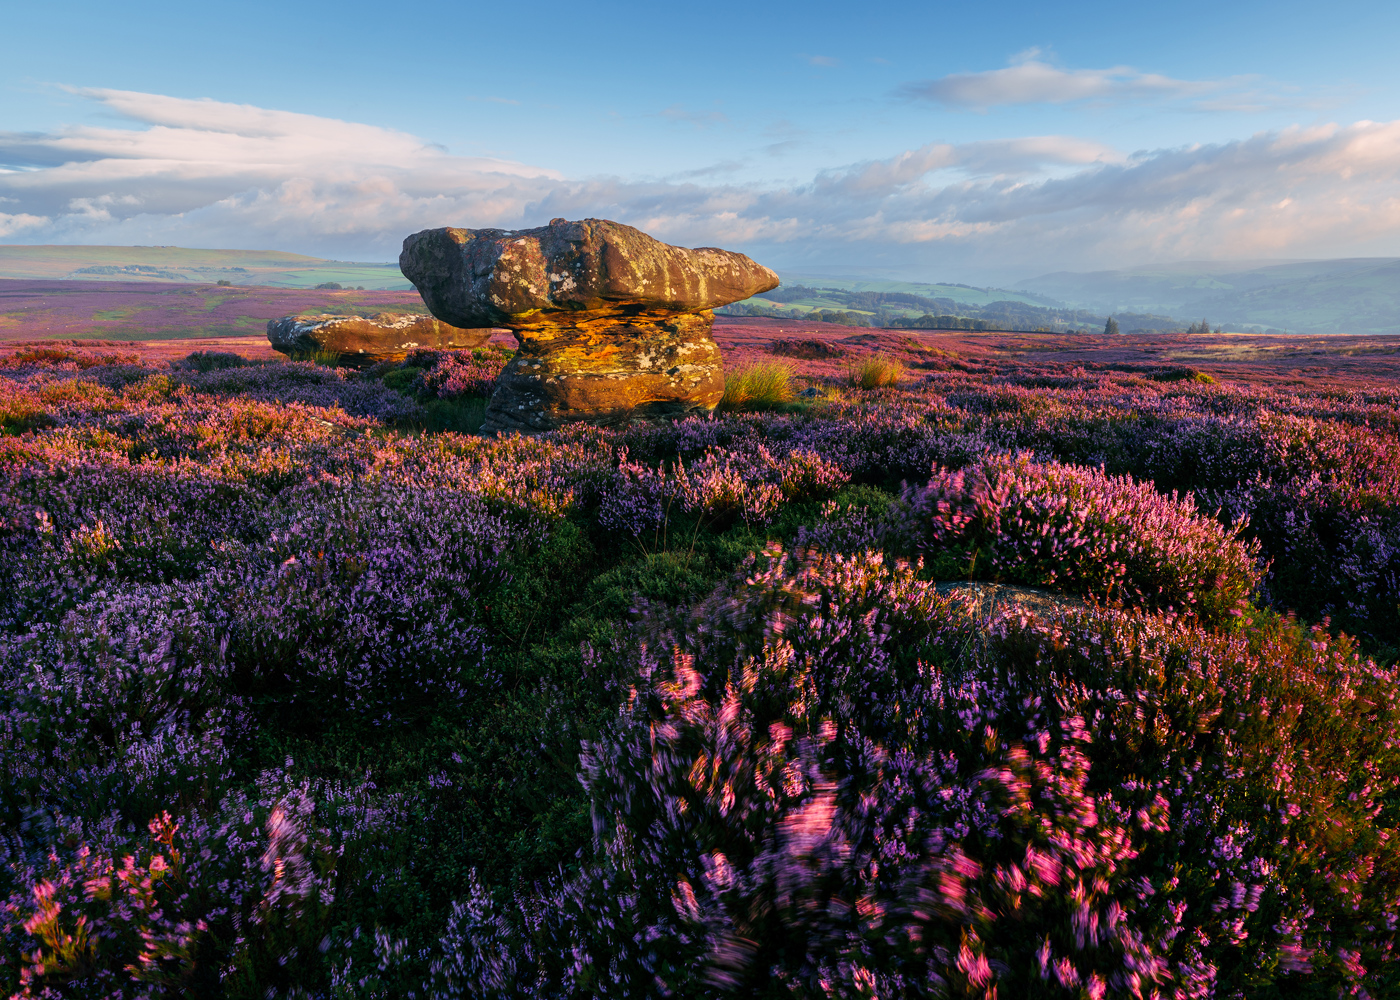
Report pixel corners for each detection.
[267,313,492,368]
[399,218,779,432]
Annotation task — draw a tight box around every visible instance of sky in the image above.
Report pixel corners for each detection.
[3,0,1400,283]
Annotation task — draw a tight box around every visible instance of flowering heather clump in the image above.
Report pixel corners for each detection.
[430,546,1400,997]
[177,349,251,372]
[598,440,850,534]
[1,345,1399,994]
[770,337,846,359]
[905,454,1262,624]
[0,345,142,369]
[413,348,509,400]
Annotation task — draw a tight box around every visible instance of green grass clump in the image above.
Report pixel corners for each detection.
[721,362,795,410]
[848,354,903,388]
[288,347,344,368]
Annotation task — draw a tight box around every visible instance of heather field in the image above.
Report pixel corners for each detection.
[3,328,1400,998]
[0,280,428,342]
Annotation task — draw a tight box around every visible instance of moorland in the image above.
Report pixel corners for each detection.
[0,280,428,342]
[2,316,1399,998]
[0,247,413,290]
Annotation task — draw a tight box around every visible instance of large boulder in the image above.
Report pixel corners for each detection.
[267,313,492,368]
[399,218,778,432]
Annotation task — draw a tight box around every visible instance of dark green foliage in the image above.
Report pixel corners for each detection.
[381,365,424,393]
[890,313,993,331]
[422,396,489,433]
[181,350,250,372]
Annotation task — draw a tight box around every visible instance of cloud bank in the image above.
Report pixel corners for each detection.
[900,58,1222,110]
[4,89,1400,278]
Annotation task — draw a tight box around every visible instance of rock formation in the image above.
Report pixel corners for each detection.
[399,218,779,432]
[266,313,492,368]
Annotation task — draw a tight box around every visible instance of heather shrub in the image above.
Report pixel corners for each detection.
[162,362,423,422]
[599,441,850,534]
[904,454,1262,625]
[209,485,524,720]
[1,346,141,370]
[0,383,52,435]
[180,350,252,372]
[465,545,1400,998]
[0,462,262,628]
[1150,366,1216,384]
[1201,472,1400,654]
[2,778,376,998]
[416,349,508,401]
[770,337,846,360]
[367,349,507,434]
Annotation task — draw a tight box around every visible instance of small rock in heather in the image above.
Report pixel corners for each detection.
[267,313,493,368]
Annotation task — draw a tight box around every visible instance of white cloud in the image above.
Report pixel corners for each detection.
[822,136,1121,194]
[0,212,48,237]
[0,88,560,257]
[900,57,1230,110]
[5,89,1400,278]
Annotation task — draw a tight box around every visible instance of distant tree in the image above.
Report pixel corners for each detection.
[1104,316,1120,335]
[215,279,232,287]
[315,282,343,290]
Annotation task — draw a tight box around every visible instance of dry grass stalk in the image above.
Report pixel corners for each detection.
[721,361,796,410]
[849,354,903,389]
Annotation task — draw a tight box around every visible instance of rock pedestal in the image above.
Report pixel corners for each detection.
[399,218,778,432]
[267,313,493,368]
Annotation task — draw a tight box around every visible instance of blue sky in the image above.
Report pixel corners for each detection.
[4,0,1400,282]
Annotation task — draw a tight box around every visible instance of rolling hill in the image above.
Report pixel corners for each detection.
[0,245,413,290]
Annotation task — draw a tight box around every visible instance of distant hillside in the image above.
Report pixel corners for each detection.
[0,279,426,341]
[1016,259,1400,335]
[0,245,413,290]
[774,272,1058,309]
[718,272,1076,329]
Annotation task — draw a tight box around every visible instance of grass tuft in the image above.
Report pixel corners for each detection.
[721,362,796,410]
[848,354,903,389]
[289,348,344,368]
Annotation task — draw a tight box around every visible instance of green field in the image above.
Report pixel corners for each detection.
[0,245,414,290]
